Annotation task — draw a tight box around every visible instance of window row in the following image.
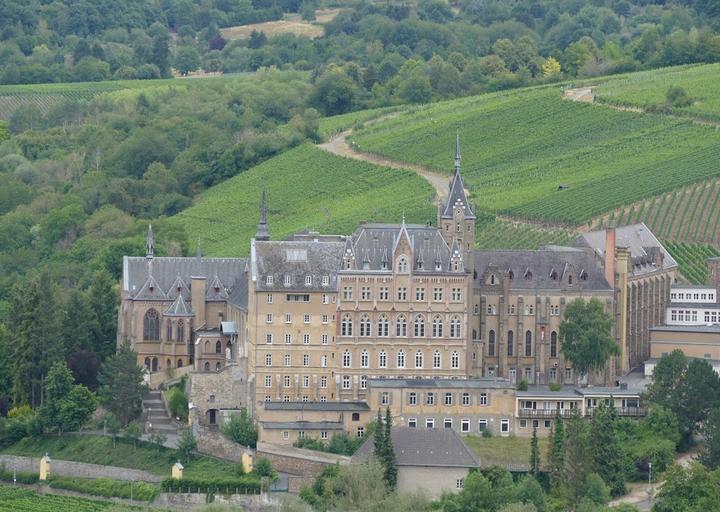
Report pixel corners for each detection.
[403,390,491,407]
[341,314,462,338]
[341,349,460,369]
[264,374,332,389]
[485,330,558,358]
[479,303,561,316]
[143,309,190,342]
[406,417,510,434]
[265,275,330,287]
[264,353,333,368]
[265,333,330,345]
[341,286,462,302]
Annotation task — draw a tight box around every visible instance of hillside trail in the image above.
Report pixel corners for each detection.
[317,117,587,233]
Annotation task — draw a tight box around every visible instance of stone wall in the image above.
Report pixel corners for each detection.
[256,442,349,477]
[154,492,279,511]
[0,455,162,483]
[189,363,253,428]
[195,430,252,462]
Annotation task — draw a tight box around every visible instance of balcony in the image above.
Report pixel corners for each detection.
[518,409,576,419]
[586,406,647,418]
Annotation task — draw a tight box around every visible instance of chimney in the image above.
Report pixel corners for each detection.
[191,276,206,328]
[604,227,616,288]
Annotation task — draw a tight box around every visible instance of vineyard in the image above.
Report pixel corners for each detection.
[476,219,576,250]
[593,63,720,121]
[318,105,400,140]
[173,144,436,256]
[663,240,720,285]
[349,74,720,225]
[0,486,145,512]
[593,179,720,245]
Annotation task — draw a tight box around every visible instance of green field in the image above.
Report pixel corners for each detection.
[173,144,435,256]
[1,435,234,480]
[594,63,720,121]
[0,486,148,512]
[464,435,549,469]
[349,76,720,225]
[664,240,720,285]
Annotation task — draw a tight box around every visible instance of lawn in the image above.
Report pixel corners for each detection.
[172,143,435,256]
[350,70,720,225]
[0,435,235,480]
[464,435,549,469]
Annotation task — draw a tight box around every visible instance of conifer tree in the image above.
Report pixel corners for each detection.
[373,408,385,461]
[88,269,119,360]
[529,425,540,475]
[548,412,565,492]
[97,341,146,424]
[590,402,626,496]
[563,410,591,503]
[383,406,397,489]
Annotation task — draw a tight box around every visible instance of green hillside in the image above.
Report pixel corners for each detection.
[664,241,720,285]
[349,77,720,225]
[476,219,576,250]
[593,63,720,121]
[172,144,435,256]
[0,486,147,512]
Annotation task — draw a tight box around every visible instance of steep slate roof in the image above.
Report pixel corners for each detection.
[440,131,475,220]
[347,223,458,273]
[573,223,677,278]
[164,294,193,316]
[252,239,345,292]
[264,401,369,412]
[474,247,612,291]
[123,256,248,304]
[353,427,480,468]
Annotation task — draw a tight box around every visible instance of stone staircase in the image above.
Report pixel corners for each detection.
[142,390,177,436]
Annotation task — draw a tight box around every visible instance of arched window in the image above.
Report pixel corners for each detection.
[204,362,210,371]
[361,350,369,368]
[488,330,496,356]
[413,315,425,337]
[341,314,353,336]
[378,314,389,337]
[166,319,172,341]
[204,340,210,353]
[360,314,371,337]
[177,359,183,368]
[343,350,351,368]
[550,331,558,358]
[507,330,514,357]
[396,315,407,337]
[379,351,387,368]
[397,350,405,368]
[215,340,222,354]
[143,309,160,340]
[490,274,496,285]
[176,320,184,342]
[451,351,459,368]
[151,357,158,372]
[415,350,423,368]
[525,330,532,357]
[450,316,461,338]
[144,357,151,369]
[397,257,408,273]
[433,350,441,369]
[432,316,443,337]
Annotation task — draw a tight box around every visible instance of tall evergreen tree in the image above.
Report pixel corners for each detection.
[373,408,385,462]
[563,410,591,504]
[88,269,118,360]
[62,288,95,356]
[529,425,540,475]
[97,341,146,424]
[590,402,626,496]
[383,406,397,489]
[11,270,64,406]
[548,412,565,492]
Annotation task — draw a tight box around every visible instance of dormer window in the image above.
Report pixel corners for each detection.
[550,269,557,280]
[214,286,220,293]
[322,275,329,286]
[435,261,442,271]
[417,261,424,270]
[305,275,312,286]
[284,275,291,286]
[397,257,408,273]
[266,275,273,285]
[508,271,514,280]
[490,274,496,285]
[580,270,588,281]
[568,274,573,285]
[524,269,532,280]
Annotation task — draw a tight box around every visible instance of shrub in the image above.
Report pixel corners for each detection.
[666,86,693,108]
[549,382,562,391]
[0,464,39,484]
[49,476,159,501]
[166,387,188,421]
[482,430,493,438]
[253,457,274,479]
[517,380,529,391]
[222,408,257,448]
[161,476,261,493]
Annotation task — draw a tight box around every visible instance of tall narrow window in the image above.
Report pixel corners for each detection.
[396,315,407,337]
[397,350,405,368]
[215,340,222,354]
[415,350,423,368]
[166,319,172,341]
[361,350,369,368]
[360,314,371,337]
[379,351,387,368]
[507,330,514,356]
[397,257,408,273]
[432,316,443,337]
[433,350,441,369]
[341,314,353,336]
[143,309,160,340]
[525,330,532,357]
[450,316,461,338]
[343,351,351,368]
[550,331,558,358]
[176,320,184,342]
[451,351,460,369]
[378,314,389,337]
[414,315,425,337]
[488,330,495,356]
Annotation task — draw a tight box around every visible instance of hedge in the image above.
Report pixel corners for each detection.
[161,476,261,494]
[0,466,39,484]
[48,476,160,502]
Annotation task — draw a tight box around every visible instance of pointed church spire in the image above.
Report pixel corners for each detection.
[255,189,270,241]
[454,128,461,175]
[146,224,154,259]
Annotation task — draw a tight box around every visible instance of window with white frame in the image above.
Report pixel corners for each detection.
[264,375,271,388]
[415,287,425,301]
[426,418,435,429]
[266,275,274,285]
[414,315,425,337]
[322,294,329,304]
[266,313,273,323]
[479,392,488,405]
[444,392,453,406]
[284,354,291,366]
[342,286,353,300]
[525,304,534,315]
[361,286,371,300]
[266,293,273,304]
[462,392,470,406]
[432,316,443,337]
[408,392,417,405]
[357,427,365,437]
[501,419,509,434]
[266,334,273,344]
[452,288,462,302]
[433,287,443,301]
[379,351,387,368]
[322,275,329,286]
[303,334,310,345]
[283,375,291,387]
[285,314,292,323]
[320,431,328,440]
[397,257,408,273]
[360,314,371,336]
[379,287,389,300]
[478,419,488,432]
[415,350,423,368]
[378,314,389,336]
[426,392,435,405]
[487,304,497,315]
[265,354,272,366]
[282,431,289,440]
[396,315,407,337]
[320,376,327,388]
[450,316,461,338]
[444,418,453,428]
[360,375,367,389]
[321,334,328,345]
[361,350,369,368]
[305,275,312,286]
[381,392,390,405]
[303,375,309,387]
[451,351,460,368]
[343,351,351,368]
[284,275,291,286]
[397,287,407,301]
[341,314,353,336]
[433,350,441,368]
[408,418,417,428]
[342,375,351,389]
[461,419,470,432]
[304,314,310,324]
[303,354,309,367]
[285,334,292,344]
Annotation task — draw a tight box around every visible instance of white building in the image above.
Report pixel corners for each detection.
[666,284,720,326]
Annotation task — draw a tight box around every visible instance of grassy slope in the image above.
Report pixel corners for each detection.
[173,144,435,256]
[350,73,720,224]
[0,486,151,512]
[464,435,549,469]
[663,241,720,285]
[318,106,400,140]
[476,219,576,250]
[593,63,720,120]
[0,435,234,479]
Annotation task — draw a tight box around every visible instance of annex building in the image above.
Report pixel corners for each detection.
[118,139,673,443]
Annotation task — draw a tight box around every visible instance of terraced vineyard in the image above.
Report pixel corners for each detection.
[349,75,720,225]
[173,144,436,256]
[663,241,720,284]
[476,219,576,250]
[594,179,720,245]
[0,486,144,512]
[593,63,720,121]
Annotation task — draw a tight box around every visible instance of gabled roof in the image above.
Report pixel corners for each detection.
[352,427,480,468]
[133,274,167,300]
[164,294,193,316]
[206,274,229,301]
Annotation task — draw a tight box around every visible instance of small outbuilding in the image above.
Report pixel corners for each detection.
[352,426,480,498]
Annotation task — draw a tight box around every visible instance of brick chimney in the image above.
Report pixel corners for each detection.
[604,227,616,288]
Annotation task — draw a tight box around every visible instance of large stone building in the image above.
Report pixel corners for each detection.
[118,139,669,443]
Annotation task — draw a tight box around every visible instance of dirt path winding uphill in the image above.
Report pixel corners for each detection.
[318,121,450,203]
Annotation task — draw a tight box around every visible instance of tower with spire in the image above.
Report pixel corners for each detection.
[255,190,270,241]
[438,130,476,271]
[146,224,154,259]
